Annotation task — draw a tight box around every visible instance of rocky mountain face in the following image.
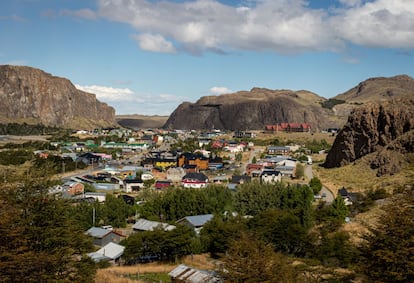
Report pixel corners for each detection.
[0,65,116,129]
[324,98,414,175]
[164,75,414,131]
[164,88,336,130]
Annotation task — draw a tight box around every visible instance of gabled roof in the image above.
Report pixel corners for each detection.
[260,170,281,176]
[132,218,176,231]
[86,227,111,238]
[95,242,125,260]
[177,214,213,228]
[182,172,208,182]
[231,175,251,184]
[168,264,222,283]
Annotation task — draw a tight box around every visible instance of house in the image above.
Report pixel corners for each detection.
[246,163,264,176]
[76,152,102,165]
[178,153,209,171]
[234,130,256,139]
[92,182,120,191]
[124,179,144,192]
[183,164,198,173]
[168,264,222,283]
[176,214,213,234]
[267,146,290,155]
[153,158,177,170]
[61,181,84,196]
[84,192,106,202]
[265,123,311,132]
[260,170,282,184]
[119,194,135,205]
[155,180,173,190]
[274,165,296,177]
[132,218,176,232]
[231,175,251,185]
[338,187,357,205]
[86,227,124,247]
[182,173,208,188]
[88,242,125,263]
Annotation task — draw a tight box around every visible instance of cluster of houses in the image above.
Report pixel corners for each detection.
[84,214,215,264]
[265,123,312,132]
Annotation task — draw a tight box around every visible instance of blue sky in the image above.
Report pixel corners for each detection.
[1,0,414,115]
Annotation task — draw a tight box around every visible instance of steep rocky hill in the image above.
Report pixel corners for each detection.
[164,88,338,130]
[164,75,414,131]
[329,75,414,122]
[324,98,414,175]
[0,65,116,129]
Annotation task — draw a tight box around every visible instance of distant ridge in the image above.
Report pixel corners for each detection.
[116,115,169,129]
[0,65,116,129]
[164,75,414,131]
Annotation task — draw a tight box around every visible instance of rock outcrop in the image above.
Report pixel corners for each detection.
[164,88,335,130]
[0,65,116,129]
[324,98,414,175]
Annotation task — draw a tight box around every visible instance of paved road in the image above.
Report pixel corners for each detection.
[305,164,334,204]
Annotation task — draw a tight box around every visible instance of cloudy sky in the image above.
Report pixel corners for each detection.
[1,0,414,115]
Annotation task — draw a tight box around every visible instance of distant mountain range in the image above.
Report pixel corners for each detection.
[0,65,116,129]
[116,115,168,129]
[164,74,414,131]
[1,65,414,132]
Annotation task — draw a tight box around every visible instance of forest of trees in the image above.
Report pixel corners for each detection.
[0,174,412,282]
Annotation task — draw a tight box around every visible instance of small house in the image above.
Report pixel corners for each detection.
[182,173,208,189]
[260,170,282,184]
[86,227,124,247]
[132,218,176,232]
[176,214,213,234]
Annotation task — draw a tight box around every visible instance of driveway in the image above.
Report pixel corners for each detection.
[305,164,334,204]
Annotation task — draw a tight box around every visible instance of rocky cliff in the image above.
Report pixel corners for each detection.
[0,65,116,129]
[324,98,414,175]
[164,88,336,130]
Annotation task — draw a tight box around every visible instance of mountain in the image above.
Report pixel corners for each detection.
[0,65,116,129]
[324,97,414,175]
[116,115,169,129]
[164,75,414,131]
[328,75,414,122]
[164,88,337,130]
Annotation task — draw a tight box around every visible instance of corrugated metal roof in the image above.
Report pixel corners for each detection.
[86,227,111,238]
[96,242,125,260]
[132,218,176,231]
[168,264,222,283]
[178,214,213,227]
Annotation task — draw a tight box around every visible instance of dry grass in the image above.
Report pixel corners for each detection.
[95,254,218,283]
[313,155,414,194]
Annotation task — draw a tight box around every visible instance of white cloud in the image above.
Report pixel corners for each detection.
[75,84,190,115]
[61,9,97,20]
[210,86,232,95]
[332,0,414,48]
[132,33,176,53]
[75,84,134,101]
[0,14,26,22]
[62,0,414,54]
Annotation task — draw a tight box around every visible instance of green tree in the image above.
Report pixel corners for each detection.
[309,177,322,195]
[123,225,195,263]
[295,163,305,179]
[0,179,96,282]
[249,209,312,256]
[219,232,298,283]
[358,191,414,282]
[330,196,349,223]
[252,156,257,164]
[200,215,248,258]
